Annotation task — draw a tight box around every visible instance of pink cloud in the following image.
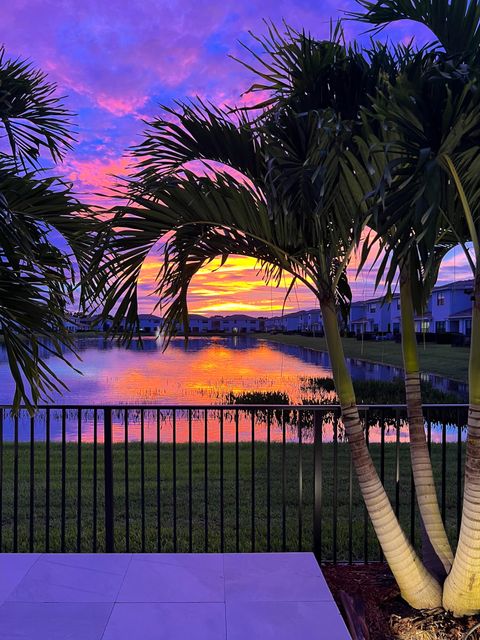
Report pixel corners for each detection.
[0,0,454,314]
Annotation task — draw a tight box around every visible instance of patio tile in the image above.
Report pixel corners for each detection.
[226,600,350,640]
[0,554,41,603]
[7,553,132,603]
[224,552,331,602]
[37,552,132,574]
[0,602,113,640]
[117,553,224,602]
[102,602,226,639]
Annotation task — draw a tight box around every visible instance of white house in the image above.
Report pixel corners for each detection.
[221,314,259,334]
[265,316,285,332]
[188,314,209,334]
[138,314,162,334]
[263,309,324,334]
[64,315,83,332]
[350,299,392,335]
[349,279,474,336]
[64,315,99,332]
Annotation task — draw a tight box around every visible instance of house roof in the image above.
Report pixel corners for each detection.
[225,314,256,320]
[281,308,321,319]
[449,308,473,319]
[138,314,162,321]
[434,279,474,292]
[349,279,474,309]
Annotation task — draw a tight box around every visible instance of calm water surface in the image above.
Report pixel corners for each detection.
[0,336,466,442]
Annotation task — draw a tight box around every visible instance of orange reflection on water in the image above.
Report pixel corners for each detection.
[95,337,333,407]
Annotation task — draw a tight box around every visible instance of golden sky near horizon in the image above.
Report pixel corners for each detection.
[135,244,474,317]
[135,251,386,316]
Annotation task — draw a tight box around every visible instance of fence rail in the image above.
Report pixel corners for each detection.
[0,404,469,562]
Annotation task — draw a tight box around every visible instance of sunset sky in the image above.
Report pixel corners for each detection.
[3,1,473,315]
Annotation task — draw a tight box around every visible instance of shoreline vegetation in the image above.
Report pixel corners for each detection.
[0,442,461,557]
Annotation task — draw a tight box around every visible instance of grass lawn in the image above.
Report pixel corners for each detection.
[0,442,462,562]
[258,333,470,383]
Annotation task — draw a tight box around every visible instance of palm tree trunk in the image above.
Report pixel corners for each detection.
[400,270,454,579]
[443,271,480,615]
[320,297,442,609]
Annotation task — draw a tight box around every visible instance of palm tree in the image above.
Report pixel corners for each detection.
[351,0,480,615]
[100,28,442,608]
[241,26,455,580]
[355,72,459,579]
[0,47,95,411]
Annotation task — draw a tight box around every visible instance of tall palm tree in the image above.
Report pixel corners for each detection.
[101,29,442,608]
[355,68,460,579]
[0,46,95,411]
[351,0,480,615]
[241,26,456,579]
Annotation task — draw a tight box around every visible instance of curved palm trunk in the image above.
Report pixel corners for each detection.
[443,272,480,615]
[400,272,454,578]
[320,298,442,609]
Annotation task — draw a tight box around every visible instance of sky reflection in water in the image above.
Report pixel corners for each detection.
[0,336,466,443]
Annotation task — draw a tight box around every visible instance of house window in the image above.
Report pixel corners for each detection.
[436,321,446,333]
[369,304,376,313]
[466,319,472,336]
[437,292,445,306]
[421,320,430,332]
[396,300,401,310]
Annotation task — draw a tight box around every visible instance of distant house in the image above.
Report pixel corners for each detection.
[349,299,391,335]
[88,315,113,332]
[188,314,209,334]
[138,314,162,335]
[256,317,267,332]
[262,309,323,334]
[221,314,258,334]
[265,316,285,332]
[433,279,473,334]
[64,315,83,332]
[64,315,99,332]
[349,279,474,336]
[208,315,224,333]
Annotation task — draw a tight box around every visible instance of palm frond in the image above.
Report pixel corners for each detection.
[350,0,480,59]
[236,21,387,118]
[0,46,75,167]
[0,163,91,412]
[132,99,263,185]
[357,53,480,311]
[99,170,319,341]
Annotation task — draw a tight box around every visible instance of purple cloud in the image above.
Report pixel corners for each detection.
[2,0,456,313]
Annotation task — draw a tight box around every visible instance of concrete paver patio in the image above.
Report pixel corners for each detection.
[0,552,350,639]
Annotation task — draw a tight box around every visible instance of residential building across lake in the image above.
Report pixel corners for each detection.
[64,278,474,340]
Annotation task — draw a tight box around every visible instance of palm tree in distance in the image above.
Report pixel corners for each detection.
[100,28,443,608]
[0,47,95,411]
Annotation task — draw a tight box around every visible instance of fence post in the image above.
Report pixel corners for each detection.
[104,408,114,552]
[313,409,322,563]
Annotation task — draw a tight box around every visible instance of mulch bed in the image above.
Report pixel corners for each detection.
[323,564,480,640]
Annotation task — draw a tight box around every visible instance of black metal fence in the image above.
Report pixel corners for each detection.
[0,404,469,562]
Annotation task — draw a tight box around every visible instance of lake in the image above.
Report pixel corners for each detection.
[0,336,467,442]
